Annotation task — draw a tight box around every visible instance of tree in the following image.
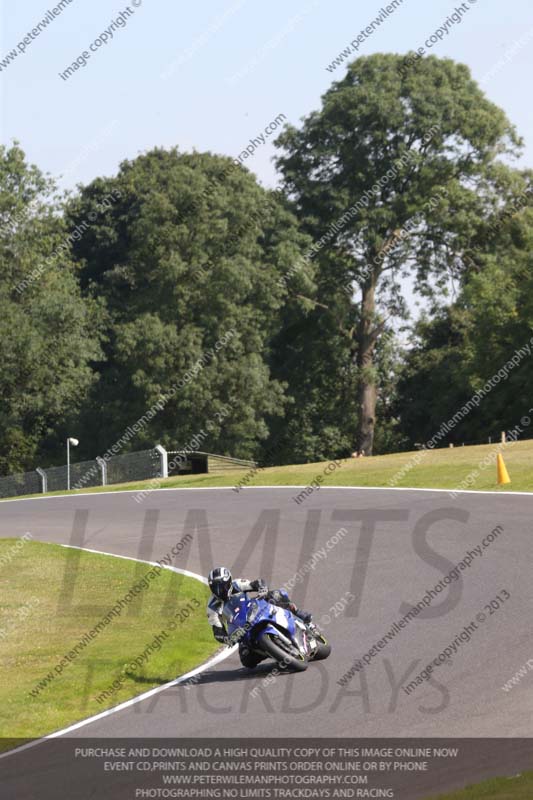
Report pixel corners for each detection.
[275,53,522,454]
[0,143,101,473]
[266,282,360,464]
[68,148,311,459]
[394,309,474,446]
[396,175,533,445]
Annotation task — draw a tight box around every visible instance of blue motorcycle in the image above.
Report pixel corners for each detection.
[221,591,331,671]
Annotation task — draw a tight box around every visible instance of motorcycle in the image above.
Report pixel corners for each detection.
[221,591,331,671]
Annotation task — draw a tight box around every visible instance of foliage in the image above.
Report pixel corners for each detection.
[67,148,311,459]
[275,53,522,453]
[396,192,533,445]
[1,55,533,473]
[0,144,101,473]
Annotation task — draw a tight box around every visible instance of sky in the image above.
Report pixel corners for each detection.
[1,0,532,317]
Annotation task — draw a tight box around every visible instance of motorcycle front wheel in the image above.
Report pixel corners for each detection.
[311,634,331,661]
[259,632,308,672]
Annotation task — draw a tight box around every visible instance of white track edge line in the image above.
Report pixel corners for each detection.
[0,547,236,761]
[2,485,533,504]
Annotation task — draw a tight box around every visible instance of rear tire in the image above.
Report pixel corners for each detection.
[259,632,308,672]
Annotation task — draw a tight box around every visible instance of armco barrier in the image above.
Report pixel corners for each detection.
[204,453,257,473]
[166,451,257,474]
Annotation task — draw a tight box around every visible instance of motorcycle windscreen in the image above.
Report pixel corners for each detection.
[221,592,249,634]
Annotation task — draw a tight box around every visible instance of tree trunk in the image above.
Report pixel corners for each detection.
[356,276,378,455]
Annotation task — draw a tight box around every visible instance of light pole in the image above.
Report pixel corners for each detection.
[67,437,79,491]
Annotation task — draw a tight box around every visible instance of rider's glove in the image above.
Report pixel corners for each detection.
[252,578,268,596]
[288,603,312,624]
[227,631,241,647]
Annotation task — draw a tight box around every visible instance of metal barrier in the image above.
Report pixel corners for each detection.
[0,447,255,500]
[47,459,103,492]
[105,449,162,486]
[204,453,257,473]
[0,470,41,499]
[166,451,257,474]
[0,448,163,500]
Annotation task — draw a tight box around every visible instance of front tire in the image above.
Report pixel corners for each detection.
[239,643,264,669]
[312,635,331,661]
[259,632,308,672]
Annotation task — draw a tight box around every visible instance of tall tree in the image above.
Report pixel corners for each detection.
[275,53,522,454]
[68,148,311,459]
[267,245,405,464]
[0,144,101,473]
[267,271,360,464]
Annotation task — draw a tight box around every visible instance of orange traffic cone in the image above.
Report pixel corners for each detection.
[497,454,511,485]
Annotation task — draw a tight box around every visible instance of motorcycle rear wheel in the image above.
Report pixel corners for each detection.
[259,632,308,672]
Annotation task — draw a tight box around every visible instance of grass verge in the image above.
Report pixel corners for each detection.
[0,539,217,750]
[4,438,533,502]
[426,770,533,798]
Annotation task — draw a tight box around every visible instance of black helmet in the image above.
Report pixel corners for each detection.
[208,567,233,600]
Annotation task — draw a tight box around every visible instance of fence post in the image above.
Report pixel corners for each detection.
[155,444,168,479]
[36,468,48,494]
[96,457,107,486]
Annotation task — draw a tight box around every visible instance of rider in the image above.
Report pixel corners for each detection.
[207,566,313,668]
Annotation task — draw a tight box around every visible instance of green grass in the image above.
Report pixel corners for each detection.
[426,771,533,798]
[4,438,533,502]
[0,540,218,749]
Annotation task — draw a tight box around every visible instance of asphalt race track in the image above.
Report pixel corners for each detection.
[1,486,533,797]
